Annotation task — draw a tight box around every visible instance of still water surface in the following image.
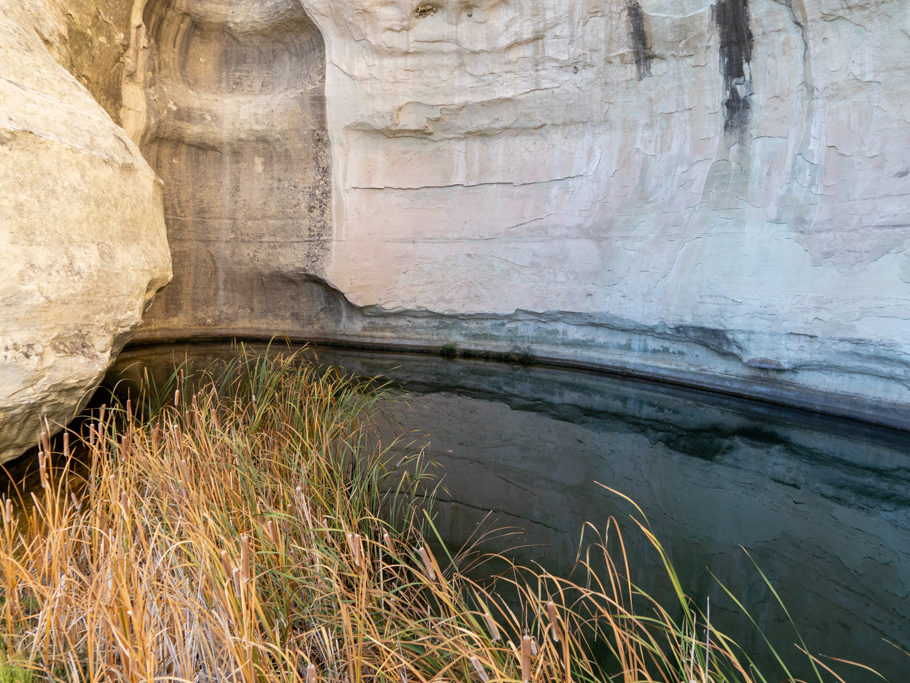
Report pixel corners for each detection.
[113,343,910,681]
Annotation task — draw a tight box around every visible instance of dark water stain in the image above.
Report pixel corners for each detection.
[626,1,653,80]
[137,0,332,334]
[713,0,754,136]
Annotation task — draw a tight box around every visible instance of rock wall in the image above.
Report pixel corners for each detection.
[308,0,909,317]
[0,0,906,438]
[303,0,909,424]
[0,0,171,462]
[17,0,135,123]
[120,0,910,425]
[122,0,332,335]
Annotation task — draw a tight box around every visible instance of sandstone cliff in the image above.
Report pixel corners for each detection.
[122,0,333,334]
[125,0,909,426]
[2,0,908,446]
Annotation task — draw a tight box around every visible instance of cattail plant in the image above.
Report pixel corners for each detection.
[521,634,533,682]
[0,346,876,683]
[546,600,561,642]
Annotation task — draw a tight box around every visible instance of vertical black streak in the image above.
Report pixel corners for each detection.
[713,0,754,136]
[626,1,653,81]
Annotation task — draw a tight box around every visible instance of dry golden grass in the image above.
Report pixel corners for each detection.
[0,347,876,682]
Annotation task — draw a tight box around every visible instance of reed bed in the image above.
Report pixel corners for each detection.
[0,348,874,682]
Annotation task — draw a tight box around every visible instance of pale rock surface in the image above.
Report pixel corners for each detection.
[121,0,910,424]
[298,0,910,421]
[0,0,171,462]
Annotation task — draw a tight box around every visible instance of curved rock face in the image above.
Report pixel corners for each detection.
[123,0,910,425]
[0,0,171,462]
[15,0,135,124]
[123,0,332,335]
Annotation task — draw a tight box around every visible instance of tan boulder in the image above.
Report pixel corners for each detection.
[0,0,171,462]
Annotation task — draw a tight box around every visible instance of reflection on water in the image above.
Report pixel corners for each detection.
[111,343,910,681]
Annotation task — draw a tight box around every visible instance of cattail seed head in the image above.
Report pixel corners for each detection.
[347,533,362,567]
[38,453,48,490]
[521,635,532,682]
[546,601,560,642]
[240,535,250,583]
[470,656,489,682]
[484,612,501,642]
[418,545,437,581]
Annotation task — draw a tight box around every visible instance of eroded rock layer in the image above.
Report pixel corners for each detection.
[0,0,171,462]
[124,0,332,334]
[17,0,134,123]
[120,0,909,425]
[301,0,909,423]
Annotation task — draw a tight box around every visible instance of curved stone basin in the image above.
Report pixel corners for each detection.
[110,342,910,682]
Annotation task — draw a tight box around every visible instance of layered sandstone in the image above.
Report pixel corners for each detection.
[122,0,332,335]
[5,0,904,430]
[0,0,171,462]
[122,0,910,423]
[299,0,909,424]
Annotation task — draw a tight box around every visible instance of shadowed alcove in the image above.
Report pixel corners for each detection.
[133,0,335,340]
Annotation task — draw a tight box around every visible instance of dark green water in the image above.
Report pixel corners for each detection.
[111,343,910,682]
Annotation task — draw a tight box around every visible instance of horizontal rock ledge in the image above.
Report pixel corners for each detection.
[126,321,910,434]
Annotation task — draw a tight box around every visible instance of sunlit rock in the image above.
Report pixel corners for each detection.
[0,0,171,462]
[116,0,909,424]
[301,0,910,420]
